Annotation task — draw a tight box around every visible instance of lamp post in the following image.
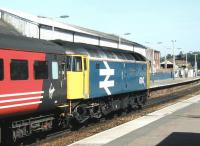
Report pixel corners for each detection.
[171,40,176,79]
[118,33,131,49]
[194,54,198,77]
[186,52,188,68]
[188,52,198,77]
[37,15,69,38]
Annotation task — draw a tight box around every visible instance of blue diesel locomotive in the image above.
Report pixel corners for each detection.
[56,41,150,123]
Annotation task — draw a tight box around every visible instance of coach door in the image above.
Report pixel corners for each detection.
[66,55,89,100]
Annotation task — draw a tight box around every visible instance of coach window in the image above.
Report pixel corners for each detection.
[0,59,4,80]
[34,61,48,79]
[52,62,58,79]
[11,59,28,80]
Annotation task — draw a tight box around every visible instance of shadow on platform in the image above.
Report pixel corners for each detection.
[157,132,200,146]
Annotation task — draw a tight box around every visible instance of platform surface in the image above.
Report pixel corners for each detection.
[69,94,200,146]
[150,76,200,88]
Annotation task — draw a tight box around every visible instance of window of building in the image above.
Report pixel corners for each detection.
[0,59,4,81]
[52,62,58,79]
[34,61,48,79]
[11,59,28,80]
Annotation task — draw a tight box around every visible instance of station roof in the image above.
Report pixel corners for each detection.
[0,19,21,36]
[0,8,147,49]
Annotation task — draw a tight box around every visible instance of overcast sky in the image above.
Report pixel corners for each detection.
[1,0,200,56]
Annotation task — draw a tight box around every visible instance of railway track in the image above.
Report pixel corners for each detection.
[17,78,200,146]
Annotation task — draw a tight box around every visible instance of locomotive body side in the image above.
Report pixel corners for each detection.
[89,58,147,98]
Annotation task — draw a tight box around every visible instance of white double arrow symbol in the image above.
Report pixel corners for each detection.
[99,61,115,95]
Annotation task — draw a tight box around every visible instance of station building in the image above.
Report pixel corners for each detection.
[0,8,147,57]
[146,48,161,73]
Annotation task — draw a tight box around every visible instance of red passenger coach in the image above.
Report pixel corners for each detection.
[0,49,45,115]
[0,34,67,145]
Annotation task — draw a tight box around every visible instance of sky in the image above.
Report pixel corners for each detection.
[1,0,200,56]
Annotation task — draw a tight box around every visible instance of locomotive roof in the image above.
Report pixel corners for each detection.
[0,33,66,54]
[54,40,146,62]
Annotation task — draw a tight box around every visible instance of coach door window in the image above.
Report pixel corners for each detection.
[11,59,28,80]
[0,59,3,81]
[52,62,58,79]
[34,61,48,79]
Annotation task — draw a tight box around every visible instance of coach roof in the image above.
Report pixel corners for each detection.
[0,33,65,54]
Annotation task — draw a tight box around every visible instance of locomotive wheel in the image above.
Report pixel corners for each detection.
[73,104,90,124]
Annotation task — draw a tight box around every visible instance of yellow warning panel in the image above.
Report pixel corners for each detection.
[146,62,151,89]
[67,71,84,99]
[66,55,89,100]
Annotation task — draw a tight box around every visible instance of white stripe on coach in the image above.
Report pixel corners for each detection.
[0,96,43,104]
[0,101,42,109]
[0,91,44,98]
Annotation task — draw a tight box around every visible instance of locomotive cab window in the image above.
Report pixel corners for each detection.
[61,62,66,80]
[11,59,28,80]
[84,58,87,71]
[52,62,58,79]
[34,61,48,79]
[73,57,82,72]
[66,56,82,72]
[0,59,4,81]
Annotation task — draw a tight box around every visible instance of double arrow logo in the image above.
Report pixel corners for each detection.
[99,61,115,95]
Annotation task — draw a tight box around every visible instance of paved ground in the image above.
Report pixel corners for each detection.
[105,96,200,146]
[69,93,200,146]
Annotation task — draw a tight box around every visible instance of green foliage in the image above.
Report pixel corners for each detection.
[160,51,200,69]
[187,52,200,69]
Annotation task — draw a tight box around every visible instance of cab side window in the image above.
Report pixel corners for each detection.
[0,59,4,81]
[84,58,87,71]
[66,56,73,71]
[72,57,82,72]
[34,61,48,79]
[61,62,66,79]
[11,59,28,80]
[66,56,82,72]
[52,62,58,79]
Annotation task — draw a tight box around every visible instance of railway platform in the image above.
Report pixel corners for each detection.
[150,76,200,88]
[69,90,200,146]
